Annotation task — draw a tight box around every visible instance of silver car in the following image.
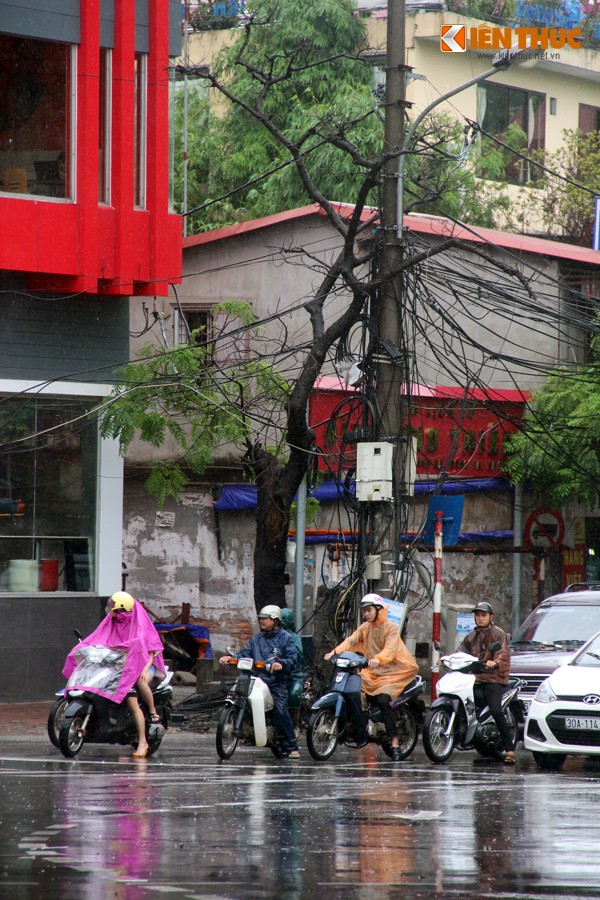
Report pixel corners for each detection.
[510,586,600,716]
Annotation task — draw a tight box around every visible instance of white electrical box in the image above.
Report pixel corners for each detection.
[364,554,382,580]
[399,436,417,497]
[356,442,394,501]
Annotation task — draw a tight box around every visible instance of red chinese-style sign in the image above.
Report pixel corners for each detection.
[309,380,528,477]
[524,507,565,550]
[562,517,586,589]
[308,377,365,472]
[406,386,528,479]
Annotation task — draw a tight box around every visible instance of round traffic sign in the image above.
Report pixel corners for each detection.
[523,507,565,550]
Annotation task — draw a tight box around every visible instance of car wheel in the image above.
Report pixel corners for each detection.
[532,750,566,770]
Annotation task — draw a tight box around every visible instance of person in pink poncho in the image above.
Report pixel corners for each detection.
[62,591,165,758]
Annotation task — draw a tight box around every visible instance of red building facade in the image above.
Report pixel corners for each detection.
[0,0,182,701]
[0,0,181,296]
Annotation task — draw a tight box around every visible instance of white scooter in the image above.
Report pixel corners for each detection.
[422,643,522,763]
[216,652,284,759]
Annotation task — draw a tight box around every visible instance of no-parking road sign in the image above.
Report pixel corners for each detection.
[523,507,565,550]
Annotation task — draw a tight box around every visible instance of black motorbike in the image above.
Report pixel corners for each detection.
[48,629,83,748]
[306,651,425,761]
[56,644,173,758]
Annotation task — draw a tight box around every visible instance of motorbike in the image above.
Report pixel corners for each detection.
[216,653,286,759]
[422,644,523,763]
[306,651,426,761]
[56,644,173,759]
[48,629,83,748]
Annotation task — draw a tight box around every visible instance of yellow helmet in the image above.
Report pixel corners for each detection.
[109,591,135,612]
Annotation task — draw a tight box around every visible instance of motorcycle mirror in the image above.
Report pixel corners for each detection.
[74,629,83,642]
[488,641,502,654]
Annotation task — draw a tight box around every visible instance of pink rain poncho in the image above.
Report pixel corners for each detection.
[62,601,165,704]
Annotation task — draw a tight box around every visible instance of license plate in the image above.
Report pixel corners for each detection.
[565,717,600,730]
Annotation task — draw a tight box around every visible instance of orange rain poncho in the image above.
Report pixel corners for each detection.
[333,605,418,700]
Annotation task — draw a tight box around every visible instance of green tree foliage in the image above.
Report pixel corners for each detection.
[183,0,379,228]
[505,336,600,504]
[174,0,506,231]
[514,129,600,245]
[101,302,291,507]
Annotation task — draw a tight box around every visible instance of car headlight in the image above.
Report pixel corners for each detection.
[534,680,557,703]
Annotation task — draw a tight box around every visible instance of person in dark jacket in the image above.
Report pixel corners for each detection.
[458,601,516,765]
[220,605,300,759]
[281,608,304,727]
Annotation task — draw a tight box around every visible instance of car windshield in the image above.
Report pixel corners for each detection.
[572,632,600,667]
[511,604,600,649]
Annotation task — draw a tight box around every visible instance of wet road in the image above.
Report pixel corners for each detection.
[2,730,600,899]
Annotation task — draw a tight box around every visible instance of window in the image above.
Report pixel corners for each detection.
[0,35,74,199]
[174,306,214,348]
[99,48,112,205]
[134,52,147,209]
[579,104,600,135]
[0,397,98,592]
[173,303,251,364]
[478,83,545,184]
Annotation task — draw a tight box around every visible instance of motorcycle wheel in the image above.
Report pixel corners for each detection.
[306,708,338,761]
[58,714,85,759]
[423,705,456,763]
[490,705,519,761]
[47,698,68,748]
[382,706,419,760]
[216,706,239,759]
[533,750,566,770]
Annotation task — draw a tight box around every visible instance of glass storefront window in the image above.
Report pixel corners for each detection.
[134,52,147,209]
[99,48,112,205]
[0,397,98,592]
[0,35,73,200]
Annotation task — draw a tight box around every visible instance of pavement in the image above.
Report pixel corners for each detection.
[0,701,54,737]
[0,685,199,739]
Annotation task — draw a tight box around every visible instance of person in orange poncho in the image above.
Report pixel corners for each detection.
[325,593,418,760]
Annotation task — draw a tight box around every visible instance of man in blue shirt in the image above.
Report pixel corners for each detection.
[220,605,300,759]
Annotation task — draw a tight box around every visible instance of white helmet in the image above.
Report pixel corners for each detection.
[360,593,386,609]
[258,605,282,622]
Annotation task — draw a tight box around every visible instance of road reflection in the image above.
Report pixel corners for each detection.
[4,738,600,898]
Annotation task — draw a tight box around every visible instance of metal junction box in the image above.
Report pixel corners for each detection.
[356,442,394,501]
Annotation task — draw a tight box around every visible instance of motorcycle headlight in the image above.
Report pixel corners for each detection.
[534,680,557,704]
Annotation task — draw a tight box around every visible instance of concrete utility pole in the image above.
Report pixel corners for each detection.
[375,0,407,597]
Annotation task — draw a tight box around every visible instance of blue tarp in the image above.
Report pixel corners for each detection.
[213,478,512,511]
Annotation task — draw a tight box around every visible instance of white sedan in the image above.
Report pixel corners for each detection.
[524,630,600,769]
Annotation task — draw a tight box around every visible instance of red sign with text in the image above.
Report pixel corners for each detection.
[309,380,528,477]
